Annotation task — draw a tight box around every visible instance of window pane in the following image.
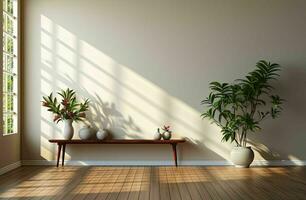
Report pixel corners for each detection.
[7,0,13,15]
[6,16,13,34]
[3,95,17,121]
[3,73,15,93]
[6,55,13,72]
[3,114,16,135]
[3,35,13,53]
[6,114,14,134]
[7,74,14,92]
[7,94,14,112]
[3,14,14,35]
[3,54,15,73]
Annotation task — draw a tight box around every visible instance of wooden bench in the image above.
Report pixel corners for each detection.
[49,139,186,167]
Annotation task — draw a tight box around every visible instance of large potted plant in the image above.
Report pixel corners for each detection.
[42,88,90,140]
[201,60,283,167]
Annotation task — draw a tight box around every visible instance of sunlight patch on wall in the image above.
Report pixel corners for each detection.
[40,77,56,160]
[56,25,77,49]
[56,43,76,66]
[40,15,53,33]
[40,15,77,160]
[78,39,231,156]
[41,31,53,49]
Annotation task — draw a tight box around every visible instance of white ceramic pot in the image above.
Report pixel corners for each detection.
[162,131,172,140]
[79,125,93,140]
[96,129,108,140]
[153,131,162,140]
[63,119,74,140]
[230,146,254,168]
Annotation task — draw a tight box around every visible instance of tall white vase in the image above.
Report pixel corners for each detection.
[63,119,74,140]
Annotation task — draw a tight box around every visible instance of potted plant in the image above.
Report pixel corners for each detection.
[201,60,283,167]
[161,125,172,140]
[42,88,90,140]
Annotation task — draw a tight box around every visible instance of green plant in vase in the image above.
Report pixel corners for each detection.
[201,60,283,167]
[161,125,172,140]
[42,88,90,140]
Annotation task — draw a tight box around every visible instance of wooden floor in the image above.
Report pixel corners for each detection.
[0,166,305,200]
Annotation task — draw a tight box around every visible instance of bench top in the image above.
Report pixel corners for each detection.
[49,139,186,144]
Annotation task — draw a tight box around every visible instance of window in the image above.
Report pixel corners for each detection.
[2,0,18,135]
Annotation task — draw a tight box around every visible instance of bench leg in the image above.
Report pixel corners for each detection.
[62,144,66,167]
[171,144,178,167]
[57,144,62,167]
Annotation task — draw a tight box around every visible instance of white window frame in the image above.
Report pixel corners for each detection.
[1,0,20,136]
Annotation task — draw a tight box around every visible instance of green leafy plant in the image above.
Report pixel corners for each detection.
[201,60,284,147]
[42,88,90,123]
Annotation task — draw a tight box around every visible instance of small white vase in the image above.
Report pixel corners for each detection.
[162,131,172,140]
[79,125,93,140]
[230,146,254,168]
[153,131,162,140]
[63,119,74,140]
[96,129,108,140]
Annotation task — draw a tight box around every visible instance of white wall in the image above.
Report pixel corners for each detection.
[23,0,306,165]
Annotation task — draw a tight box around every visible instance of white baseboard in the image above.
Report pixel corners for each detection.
[21,159,306,166]
[251,160,306,166]
[22,160,181,166]
[1,160,303,175]
[0,161,22,175]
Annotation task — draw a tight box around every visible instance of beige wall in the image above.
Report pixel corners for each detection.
[23,0,306,164]
[0,1,21,169]
[0,135,20,168]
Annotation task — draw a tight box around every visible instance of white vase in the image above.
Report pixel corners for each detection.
[63,119,74,140]
[96,129,108,140]
[153,131,162,140]
[230,146,254,168]
[79,125,93,140]
[162,131,172,140]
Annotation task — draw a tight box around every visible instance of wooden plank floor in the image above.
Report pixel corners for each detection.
[0,166,305,200]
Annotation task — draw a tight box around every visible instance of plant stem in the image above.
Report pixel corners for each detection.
[234,138,239,146]
[236,131,240,146]
[240,129,246,147]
